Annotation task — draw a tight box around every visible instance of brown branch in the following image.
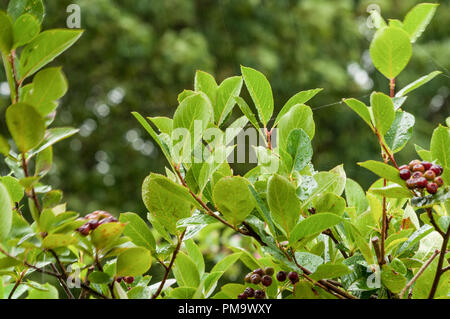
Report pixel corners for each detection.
[426,208,445,237]
[50,263,75,299]
[8,270,26,299]
[21,154,42,214]
[151,229,186,299]
[399,249,439,299]
[7,50,20,103]
[428,225,450,299]
[323,229,348,259]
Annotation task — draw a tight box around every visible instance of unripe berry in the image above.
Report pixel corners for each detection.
[288,271,299,284]
[426,182,438,194]
[276,271,287,282]
[124,276,134,284]
[264,267,275,276]
[423,170,436,181]
[409,160,421,170]
[250,274,261,284]
[238,293,247,299]
[399,169,411,180]
[254,290,265,299]
[244,273,252,283]
[411,171,423,179]
[412,164,425,173]
[422,162,433,170]
[253,268,265,277]
[406,179,416,189]
[244,287,255,298]
[434,176,444,187]
[399,165,409,171]
[261,275,272,287]
[430,165,443,176]
[415,177,428,189]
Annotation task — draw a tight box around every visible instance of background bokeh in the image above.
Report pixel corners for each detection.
[0,0,449,218]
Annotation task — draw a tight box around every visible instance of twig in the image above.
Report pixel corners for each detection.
[151,229,186,299]
[428,225,450,299]
[50,263,75,299]
[399,249,439,299]
[8,270,26,299]
[323,229,348,259]
[426,208,445,237]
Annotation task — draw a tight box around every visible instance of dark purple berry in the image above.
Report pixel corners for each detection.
[253,268,265,277]
[264,267,274,276]
[254,290,265,299]
[399,169,411,180]
[244,273,252,283]
[250,274,261,284]
[238,293,248,299]
[288,271,299,284]
[116,277,123,283]
[261,275,272,287]
[422,162,433,170]
[413,164,425,173]
[434,176,444,187]
[415,177,428,188]
[426,182,438,194]
[423,170,436,181]
[124,276,134,284]
[276,271,287,282]
[244,287,255,298]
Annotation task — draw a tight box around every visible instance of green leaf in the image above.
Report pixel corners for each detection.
[184,239,205,276]
[194,70,218,106]
[8,0,45,23]
[278,104,315,151]
[35,146,52,176]
[290,213,343,243]
[302,168,346,210]
[212,176,254,227]
[6,103,45,152]
[286,128,313,172]
[235,96,260,130]
[267,174,301,238]
[169,287,197,299]
[371,92,395,135]
[241,66,273,126]
[24,67,68,116]
[88,271,111,284]
[116,247,151,277]
[345,179,368,215]
[310,264,351,281]
[415,144,432,162]
[13,13,40,48]
[343,98,373,129]
[0,135,10,156]
[412,256,449,299]
[211,252,242,274]
[381,264,407,294]
[142,173,195,234]
[19,29,83,81]
[313,192,346,216]
[173,252,200,288]
[41,234,76,249]
[358,160,406,188]
[295,252,324,273]
[1,176,24,203]
[91,222,126,250]
[216,76,243,125]
[29,127,79,157]
[430,125,449,168]
[0,11,13,53]
[403,3,439,43]
[119,212,156,252]
[396,71,441,97]
[384,111,415,153]
[370,26,412,79]
[0,183,13,241]
[370,184,412,199]
[274,88,323,126]
[27,283,58,299]
[148,116,173,135]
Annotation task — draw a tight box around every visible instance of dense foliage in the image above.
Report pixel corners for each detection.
[0,0,448,299]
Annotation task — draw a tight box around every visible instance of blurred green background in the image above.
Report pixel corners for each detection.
[1,0,449,218]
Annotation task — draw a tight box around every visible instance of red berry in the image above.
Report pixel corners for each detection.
[250,274,261,284]
[399,165,409,171]
[399,169,411,180]
[276,271,287,282]
[416,177,428,188]
[261,275,272,287]
[409,160,421,170]
[244,287,255,298]
[426,183,438,194]
[124,276,134,284]
[434,176,444,187]
[288,271,299,284]
[430,165,443,176]
[423,170,436,181]
[99,216,118,225]
[406,179,416,189]
[253,268,265,276]
[116,277,123,283]
[412,164,425,173]
[87,219,100,230]
[238,293,247,299]
[77,223,91,236]
[422,162,433,170]
[254,290,265,299]
[411,171,423,179]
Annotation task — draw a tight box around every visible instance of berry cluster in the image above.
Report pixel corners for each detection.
[116,276,135,284]
[399,160,444,194]
[76,210,118,236]
[238,267,300,299]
